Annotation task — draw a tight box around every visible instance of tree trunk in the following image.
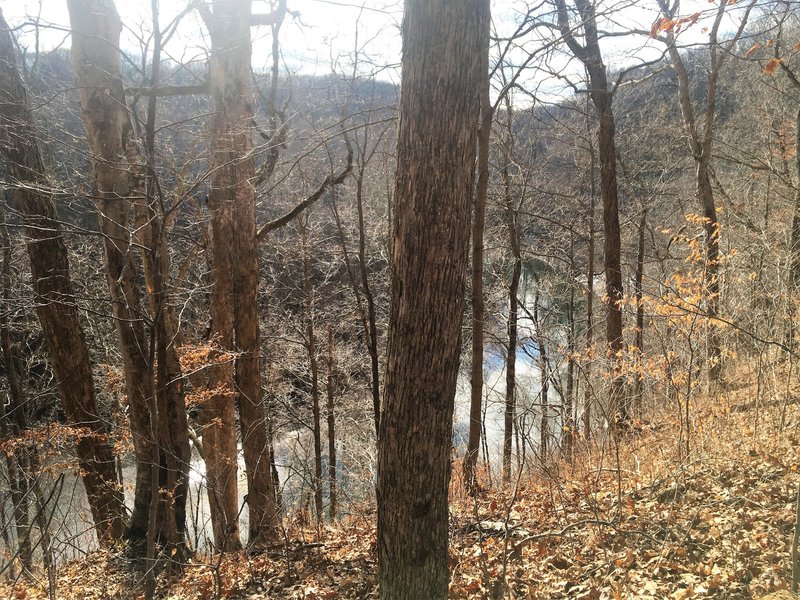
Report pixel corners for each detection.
[501,114,520,483]
[657,0,755,381]
[205,0,281,548]
[301,224,324,524]
[376,0,486,597]
[326,325,337,521]
[584,116,596,440]
[66,0,158,545]
[0,11,125,545]
[791,107,800,292]
[0,229,32,576]
[555,0,625,426]
[465,34,491,494]
[534,291,549,461]
[355,176,382,439]
[634,209,647,417]
[564,244,576,459]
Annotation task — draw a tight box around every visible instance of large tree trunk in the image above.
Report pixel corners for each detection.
[0,11,126,544]
[66,0,158,545]
[376,1,486,597]
[205,0,280,548]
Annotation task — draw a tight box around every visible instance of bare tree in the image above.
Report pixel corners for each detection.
[376,0,488,597]
[0,8,126,544]
[554,0,626,426]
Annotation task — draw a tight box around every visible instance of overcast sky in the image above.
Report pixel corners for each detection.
[1,0,760,99]
[2,0,404,80]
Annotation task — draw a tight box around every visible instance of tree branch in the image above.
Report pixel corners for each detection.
[256,146,353,240]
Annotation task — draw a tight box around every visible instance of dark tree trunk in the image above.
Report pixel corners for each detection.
[301,223,324,524]
[634,209,647,416]
[326,325,337,521]
[376,1,487,597]
[555,0,625,426]
[0,11,126,544]
[465,20,492,494]
[204,0,282,549]
[583,107,596,440]
[564,243,576,459]
[534,292,549,461]
[355,176,382,439]
[791,107,800,291]
[501,111,520,482]
[0,227,32,576]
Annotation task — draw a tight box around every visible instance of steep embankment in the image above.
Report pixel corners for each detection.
[4,364,799,599]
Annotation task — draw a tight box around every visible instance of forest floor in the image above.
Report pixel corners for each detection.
[4,367,800,599]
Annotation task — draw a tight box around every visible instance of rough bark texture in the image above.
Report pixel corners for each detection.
[0,10,126,544]
[376,1,486,597]
[556,0,625,425]
[206,0,280,548]
[66,0,158,544]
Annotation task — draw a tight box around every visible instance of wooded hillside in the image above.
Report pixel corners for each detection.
[0,0,799,598]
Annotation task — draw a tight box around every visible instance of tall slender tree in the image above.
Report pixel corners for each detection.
[654,0,757,381]
[554,0,626,425]
[0,8,126,544]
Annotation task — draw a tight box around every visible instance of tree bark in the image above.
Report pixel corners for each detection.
[584,114,596,440]
[0,9,126,545]
[376,1,487,597]
[657,0,756,381]
[791,106,800,292]
[564,242,576,459]
[66,0,159,545]
[534,291,550,461]
[205,0,281,548]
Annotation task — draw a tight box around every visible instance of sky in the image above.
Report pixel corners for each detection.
[2,0,404,80]
[1,0,762,100]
